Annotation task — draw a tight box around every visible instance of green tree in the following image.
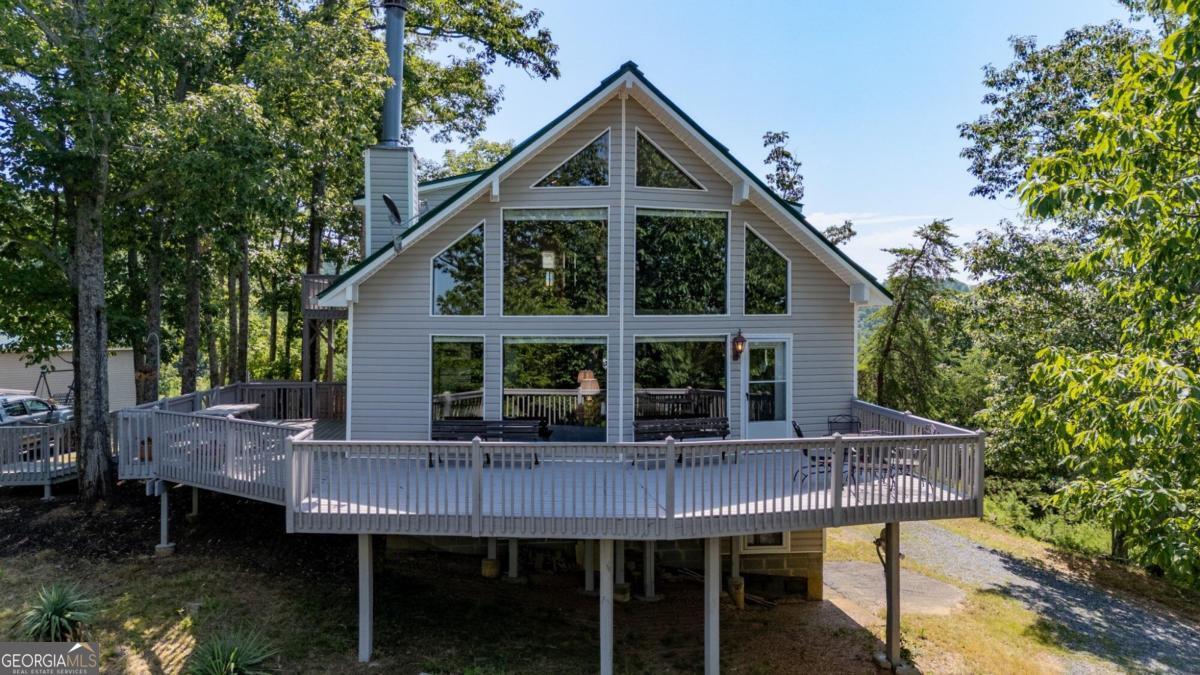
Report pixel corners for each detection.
[1019,0,1200,585]
[419,138,514,181]
[859,220,958,412]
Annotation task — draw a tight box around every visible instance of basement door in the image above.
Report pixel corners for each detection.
[742,337,792,439]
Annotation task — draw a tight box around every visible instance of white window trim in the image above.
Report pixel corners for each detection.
[632,127,707,192]
[499,205,612,319]
[633,207,731,318]
[429,220,486,317]
[528,127,613,190]
[743,222,792,317]
[737,531,791,555]
[427,334,488,440]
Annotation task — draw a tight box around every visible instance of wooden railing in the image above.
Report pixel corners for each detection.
[635,388,726,419]
[152,411,303,504]
[287,431,984,539]
[0,422,76,487]
[114,381,345,480]
[301,274,348,319]
[851,400,975,436]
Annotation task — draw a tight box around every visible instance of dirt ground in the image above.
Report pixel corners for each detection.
[1,482,884,674]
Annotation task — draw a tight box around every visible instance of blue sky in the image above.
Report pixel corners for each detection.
[411,0,1132,279]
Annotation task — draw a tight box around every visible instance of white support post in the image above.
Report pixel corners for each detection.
[190,486,200,518]
[704,537,720,675]
[599,539,614,675]
[885,521,901,668]
[507,539,519,579]
[730,538,740,579]
[831,433,844,522]
[358,534,374,663]
[584,539,596,593]
[42,482,52,502]
[640,540,658,600]
[487,538,498,560]
[155,480,175,556]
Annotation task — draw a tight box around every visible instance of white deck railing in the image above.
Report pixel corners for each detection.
[852,399,975,436]
[286,431,983,539]
[114,381,345,480]
[0,422,76,488]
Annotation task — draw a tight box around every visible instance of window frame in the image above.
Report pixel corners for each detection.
[743,223,792,317]
[500,333,611,442]
[633,128,707,192]
[737,532,792,555]
[427,334,487,438]
[528,127,613,190]
[499,205,611,319]
[429,220,487,317]
[633,207,731,317]
[632,332,731,429]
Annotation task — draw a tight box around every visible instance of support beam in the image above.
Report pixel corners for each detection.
[615,540,625,585]
[41,482,52,502]
[885,521,901,667]
[599,539,614,675]
[507,539,519,579]
[487,537,497,560]
[704,537,720,675]
[639,540,658,600]
[358,534,374,663]
[187,486,200,521]
[584,539,596,593]
[482,537,499,578]
[490,176,500,202]
[155,480,175,556]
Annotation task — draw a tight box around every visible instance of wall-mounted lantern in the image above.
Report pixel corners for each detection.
[731,330,747,361]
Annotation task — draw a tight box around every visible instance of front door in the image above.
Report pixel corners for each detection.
[743,338,790,439]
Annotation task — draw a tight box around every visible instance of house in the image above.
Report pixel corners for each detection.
[105,4,982,673]
[0,346,136,412]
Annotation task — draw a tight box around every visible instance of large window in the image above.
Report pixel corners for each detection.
[745,228,788,315]
[535,130,609,187]
[503,337,607,441]
[636,209,727,315]
[634,337,727,421]
[636,130,702,190]
[503,208,608,316]
[431,337,484,421]
[431,223,484,315]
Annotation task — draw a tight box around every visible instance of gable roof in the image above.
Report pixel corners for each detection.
[319,62,891,306]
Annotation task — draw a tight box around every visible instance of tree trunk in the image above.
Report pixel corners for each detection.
[305,167,326,378]
[268,301,278,371]
[283,296,295,379]
[72,186,116,502]
[180,231,202,394]
[127,245,150,403]
[206,317,221,388]
[238,234,250,382]
[324,321,335,381]
[144,214,163,401]
[226,265,238,384]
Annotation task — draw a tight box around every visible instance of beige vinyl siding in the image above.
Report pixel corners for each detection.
[364,146,416,251]
[419,181,466,214]
[350,95,855,441]
[0,349,136,411]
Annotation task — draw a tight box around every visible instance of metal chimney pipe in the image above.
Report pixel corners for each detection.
[381,0,407,145]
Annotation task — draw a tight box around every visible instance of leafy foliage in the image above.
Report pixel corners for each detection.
[1017,0,1200,586]
[16,584,95,642]
[761,131,803,202]
[187,629,278,675]
[419,138,514,181]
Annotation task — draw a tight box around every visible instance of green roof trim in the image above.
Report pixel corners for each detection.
[321,60,890,303]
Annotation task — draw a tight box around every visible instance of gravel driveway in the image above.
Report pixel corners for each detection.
[887,521,1200,673]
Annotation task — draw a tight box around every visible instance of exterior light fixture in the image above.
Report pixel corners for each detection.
[731,330,747,361]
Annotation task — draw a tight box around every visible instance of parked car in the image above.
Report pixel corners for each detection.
[0,394,72,426]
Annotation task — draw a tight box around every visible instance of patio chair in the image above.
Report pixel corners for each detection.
[827,414,861,436]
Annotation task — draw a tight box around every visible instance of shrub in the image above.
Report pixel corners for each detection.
[187,629,278,675]
[16,584,96,641]
[985,490,1110,556]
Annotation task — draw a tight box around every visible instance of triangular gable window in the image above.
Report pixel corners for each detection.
[636,130,703,190]
[534,130,609,187]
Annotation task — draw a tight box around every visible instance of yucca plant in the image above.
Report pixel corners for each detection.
[16,584,96,641]
[187,629,278,675]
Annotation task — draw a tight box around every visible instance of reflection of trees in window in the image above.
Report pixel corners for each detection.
[636,209,727,315]
[431,337,483,420]
[503,209,607,315]
[503,337,607,440]
[745,228,788,315]
[432,224,484,315]
[634,338,727,419]
[535,130,609,187]
[636,131,702,189]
